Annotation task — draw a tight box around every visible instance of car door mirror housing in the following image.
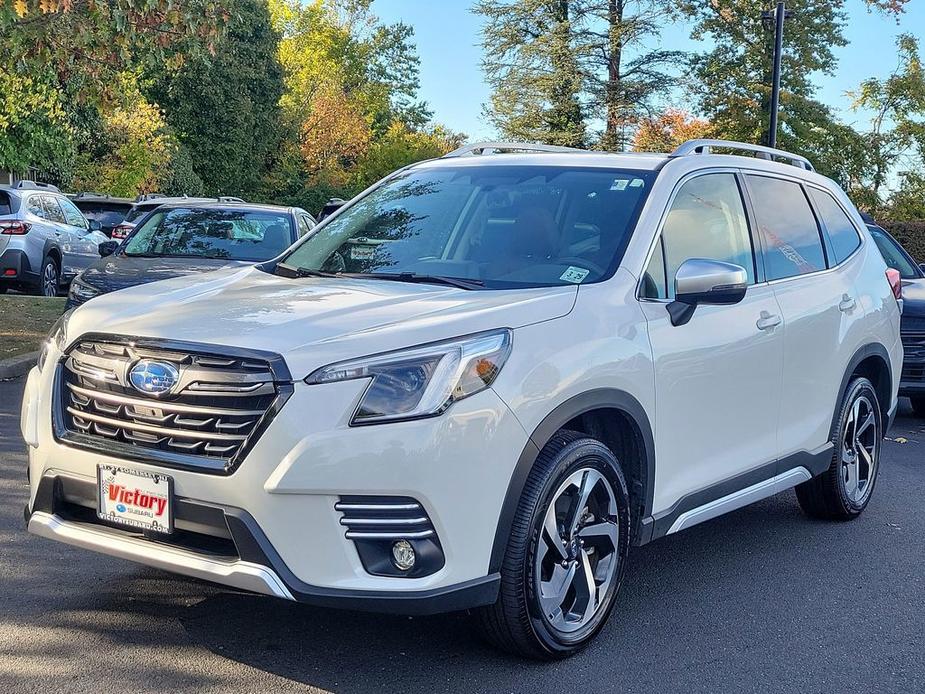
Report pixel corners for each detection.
[668,258,748,326]
[98,240,119,257]
[88,219,102,232]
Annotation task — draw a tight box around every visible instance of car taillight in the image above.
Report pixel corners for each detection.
[0,221,30,235]
[886,268,902,301]
[111,224,132,239]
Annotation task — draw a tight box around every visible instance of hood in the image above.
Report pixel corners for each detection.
[67,266,577,378]
[901,277,925,320]
[80,255,251,293]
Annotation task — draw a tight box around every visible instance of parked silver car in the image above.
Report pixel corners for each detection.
[0,181,107,296]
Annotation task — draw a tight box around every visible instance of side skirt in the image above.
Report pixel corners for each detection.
[640,443,834,543]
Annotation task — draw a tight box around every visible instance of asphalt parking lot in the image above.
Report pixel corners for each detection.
[1,374,923,694]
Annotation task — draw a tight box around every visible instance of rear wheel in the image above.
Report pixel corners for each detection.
[909,396,925,418]
[475,430,630,659]
[37,256,60,297]
[796,377,881,520]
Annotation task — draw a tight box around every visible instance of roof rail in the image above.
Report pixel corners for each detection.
[443,141,589,158]
[217,196,245,203]
[135,193,167,202]
[672,139,814,172]
[16,180,61,192]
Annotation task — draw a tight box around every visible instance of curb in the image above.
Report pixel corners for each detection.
[0,351,38,380]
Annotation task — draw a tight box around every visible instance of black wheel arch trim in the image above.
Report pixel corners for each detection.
[489,388,656,571]
[833,342,893,438]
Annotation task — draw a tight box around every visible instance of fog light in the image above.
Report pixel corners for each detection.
[391,539,416,571]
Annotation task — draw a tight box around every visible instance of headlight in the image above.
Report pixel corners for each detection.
[37,308,74,372]
[306,329,512,425]
[68,277,99,303]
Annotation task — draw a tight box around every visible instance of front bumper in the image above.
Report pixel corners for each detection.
[22,358,527,614]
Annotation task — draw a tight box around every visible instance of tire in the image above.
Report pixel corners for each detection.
[796,377,882,520]
[475,430,631,660]
[909,396,925,418]
[37,255,60,297]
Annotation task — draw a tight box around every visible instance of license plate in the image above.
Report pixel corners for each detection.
[97,465,173,534]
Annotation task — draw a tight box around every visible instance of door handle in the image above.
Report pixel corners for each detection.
[838,294,856,312]
[756,311,781,331]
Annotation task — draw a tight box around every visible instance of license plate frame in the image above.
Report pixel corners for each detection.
[97,464,174,535]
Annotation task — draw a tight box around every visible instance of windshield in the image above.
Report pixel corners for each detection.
[870,226,921,280]
[281,165,654,288]
[123,207,292,261]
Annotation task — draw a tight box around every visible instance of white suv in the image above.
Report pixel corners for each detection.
[21,140,901,659]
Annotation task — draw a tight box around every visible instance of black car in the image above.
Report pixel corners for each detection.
[66,201,316,309]
[864,214,925,415]
[71,193,134,237]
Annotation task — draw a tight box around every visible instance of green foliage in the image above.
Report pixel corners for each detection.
[0,69,73,175]
[146,0,286,197]
[351,123,465,189]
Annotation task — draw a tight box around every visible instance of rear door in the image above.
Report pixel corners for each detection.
[745,174,867,466]
[638,171,784,513]
[57,196,105,274]
[39,195,80,279]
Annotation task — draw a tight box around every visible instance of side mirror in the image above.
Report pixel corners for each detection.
[667,258,748,327]
[88,219,102,232]
[98,240,119,257]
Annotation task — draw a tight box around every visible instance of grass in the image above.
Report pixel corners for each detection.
[0,295,67,360]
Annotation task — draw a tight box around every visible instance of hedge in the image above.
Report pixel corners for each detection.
[878,221,925,263]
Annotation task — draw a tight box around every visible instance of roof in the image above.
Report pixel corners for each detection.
[152,200,296,214]
[415,151,670,172]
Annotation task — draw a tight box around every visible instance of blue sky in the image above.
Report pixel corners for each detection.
[374,0,925,141]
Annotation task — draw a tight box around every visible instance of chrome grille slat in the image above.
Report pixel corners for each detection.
[336,496,438,541]
[58,338,285,470]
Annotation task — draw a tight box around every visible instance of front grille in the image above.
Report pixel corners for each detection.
[55,336,291,473]
[335,496,436,540]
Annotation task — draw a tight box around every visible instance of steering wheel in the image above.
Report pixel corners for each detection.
[556,257,607,277]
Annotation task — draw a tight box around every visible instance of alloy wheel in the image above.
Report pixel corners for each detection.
[842,393,879,505]
[534,467,620,634]
[42,262,58,297]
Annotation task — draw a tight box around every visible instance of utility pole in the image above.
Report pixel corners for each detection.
[762,1,790,149]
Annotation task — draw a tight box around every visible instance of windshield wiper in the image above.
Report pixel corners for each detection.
[276,262,339,279]
[351,272,484,290]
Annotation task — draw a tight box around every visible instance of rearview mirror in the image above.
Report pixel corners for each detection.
[98,240,119,257]
[668,258,748,326]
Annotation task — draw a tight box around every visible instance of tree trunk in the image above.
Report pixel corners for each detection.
[602,0,624,150]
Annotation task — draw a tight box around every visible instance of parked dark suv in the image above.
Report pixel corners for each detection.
[66,201,316,308]
[863,213,925,415]
[71,193,134,237]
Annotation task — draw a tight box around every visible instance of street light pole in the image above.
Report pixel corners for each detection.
[766,1,787,149]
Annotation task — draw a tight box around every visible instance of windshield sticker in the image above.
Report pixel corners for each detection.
[350,246,375,260]
[610,178,629,191]
[560,266,590,284]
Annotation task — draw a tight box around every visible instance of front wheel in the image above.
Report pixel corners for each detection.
[475,431,630,659]
[796,377,881,520]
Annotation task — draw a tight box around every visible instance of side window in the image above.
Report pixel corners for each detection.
[298,214,313,237]
[746,175,826,280]
[58,197,88,228]
[807,188,861,264]
[641,237,667,299]
[27,195,46,219]
[41,195,67,224]
[660,173,755,299]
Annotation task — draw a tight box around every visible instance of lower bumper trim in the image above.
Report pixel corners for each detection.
[28,511,295,599]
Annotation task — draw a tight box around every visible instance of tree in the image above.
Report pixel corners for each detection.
[849,34,925,212]
[351,122,465,190]
[146,0,286,197]
[579,1,683,150]
[631,109,713,152]
[0,70,73,176]
[475,0,586,147]
[475,0,681,149]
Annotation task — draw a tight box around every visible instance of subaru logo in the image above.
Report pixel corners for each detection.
[129,360,179,396]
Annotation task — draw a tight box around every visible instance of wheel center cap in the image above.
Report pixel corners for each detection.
[566,536,580,559]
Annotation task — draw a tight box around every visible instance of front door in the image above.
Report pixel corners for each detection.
[638,171,784,516]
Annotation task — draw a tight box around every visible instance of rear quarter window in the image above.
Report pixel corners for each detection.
[0,192,11,215]
[807,188,862,264]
